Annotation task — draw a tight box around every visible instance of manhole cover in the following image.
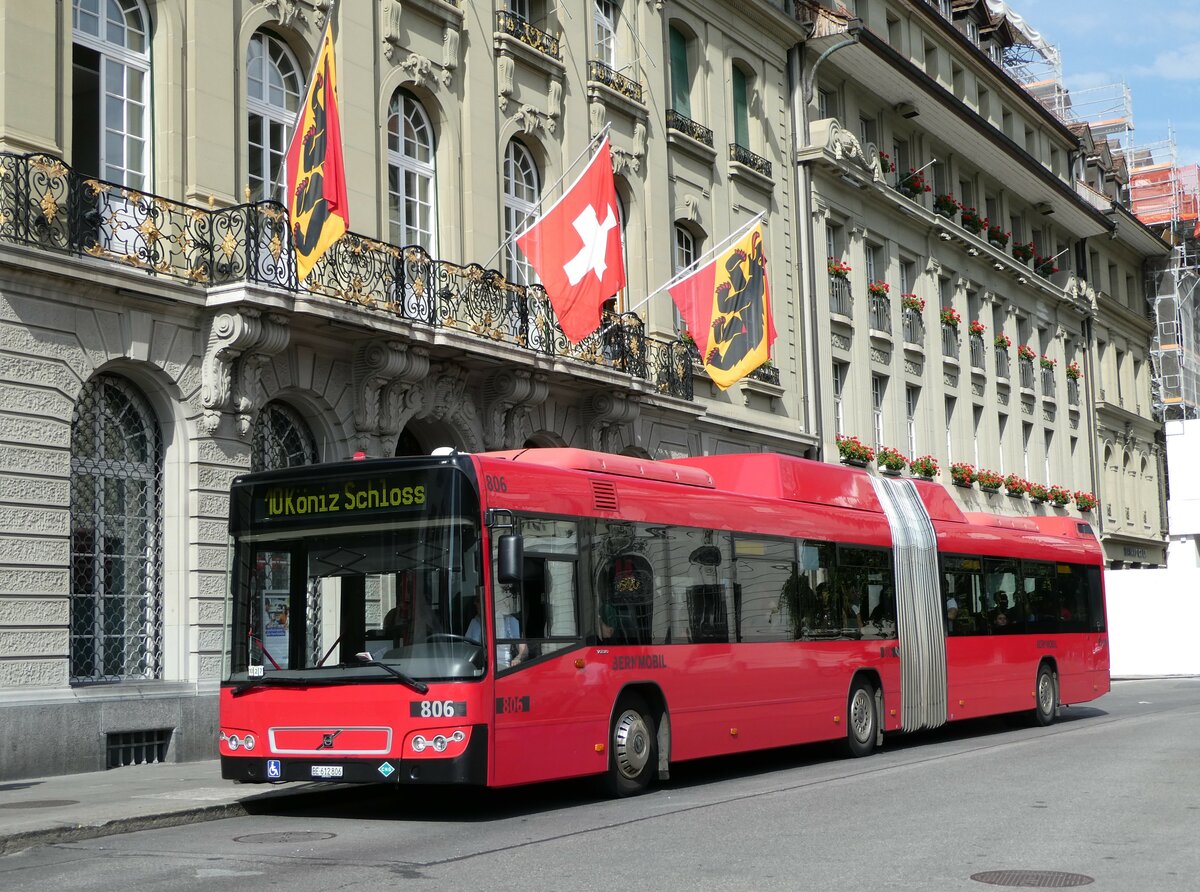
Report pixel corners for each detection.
[971,870,1094,888]
[0,800,80,809]
[233,831,336,844]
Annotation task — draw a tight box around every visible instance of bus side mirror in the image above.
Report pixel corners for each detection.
[497,534,524,584]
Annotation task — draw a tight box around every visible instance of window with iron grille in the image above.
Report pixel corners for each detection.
[70,374,163,684]
[251,402,319,472]
[107,728,171,768]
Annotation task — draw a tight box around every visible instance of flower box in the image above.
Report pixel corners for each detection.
[836,434,875,465]
[1003,474,1029,497]
[1012,241,1035,263]
[987,225,1010,248]
[1074,490,1097,512]
[1039,355,1057,371]
[901,293,925,313]
[828,257,851,279]
[933,193,959,218]
[1048,485,1071,507]
[950,462,976,487]
[897,169,931,198]
[877,446,908,474]
[960,207,986,235]
[1066,361,1082,381]
[910,454,939,478]
[994,333,1012,349]
[968,320,987,337]
[868,281,891,298]
[1017,344,1036,361]
[976,469,1003,491]
[940,307,962,328]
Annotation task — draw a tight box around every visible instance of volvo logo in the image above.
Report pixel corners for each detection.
[316,730,342,750]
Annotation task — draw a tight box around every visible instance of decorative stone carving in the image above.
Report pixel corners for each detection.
[443,25,459,71]
[803,118,885,184]
[944,373,958,387]
[397,52,451,90]
[590,101,606,137]
[971,382,984,396]
[353,340,421,454]
[831,333,851,350]
[1021,399,1034,416]
[611,147,640,176]
[381,1,403,59]
[483,370,550,449]
[870,348,890,364]
[497,56,514,111]
[998,392,1009,406]
[582,392,640,453]
[904,359,922,375]
[200,309,290,437]
[515,104,553,135]
[547,79,562,122]
[262,0,305,28]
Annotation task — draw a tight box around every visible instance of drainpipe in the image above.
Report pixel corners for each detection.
[789,18,862,461]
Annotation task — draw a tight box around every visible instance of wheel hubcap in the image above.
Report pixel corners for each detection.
[613,709,651,779]
[850,689,874,742]
[1038,674,1054,714]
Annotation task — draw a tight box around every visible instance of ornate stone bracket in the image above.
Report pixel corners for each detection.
[582,392,640,453]
[350,341,429,454]
[798,118,885,185]
[482,370,550,449]
[497,56,515,111]
[200,309,290,437]
[514,104,555,135]
[396,51,453,90]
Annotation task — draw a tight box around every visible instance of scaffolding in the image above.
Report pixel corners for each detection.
[1131,140,1200,421]
[992,0,1198,420]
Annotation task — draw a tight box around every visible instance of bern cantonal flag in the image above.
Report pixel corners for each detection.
[515,138,625,344]
[668,223,776,390]
[286,16,349,284]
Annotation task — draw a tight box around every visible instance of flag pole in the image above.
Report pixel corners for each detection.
[619,213,765,320]
[595,214,763,336]
[481,123,614,272]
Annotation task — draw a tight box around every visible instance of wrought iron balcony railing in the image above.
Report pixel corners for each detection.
[0,151,692,399]
[941,324,959,359]
[902,308,925,345]
[996,347,1011,380]
[747,363,781,386]
[587,60,643,104]
[1067,378,1080,406]
[969,333,986,370]
[665,110,714,147]
[829,275,852,316]
[869,294,891,334]
[1019,357,1036,390]
[728,143,772,179]
[1041,367,1056,397]
[495,11,561,59]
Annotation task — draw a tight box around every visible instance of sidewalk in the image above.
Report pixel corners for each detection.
[0,760,324,856]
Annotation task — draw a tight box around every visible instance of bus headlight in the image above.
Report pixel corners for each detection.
[243,734,256,752]
[411,735,428,753]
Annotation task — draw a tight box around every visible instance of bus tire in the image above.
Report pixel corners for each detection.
[1034,664,1057,727]
[605,694,656,797]
[846,678,878,758]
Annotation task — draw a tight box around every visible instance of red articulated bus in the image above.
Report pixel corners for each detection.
[220,448,1108,795]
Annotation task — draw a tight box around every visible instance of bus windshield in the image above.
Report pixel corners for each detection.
[225,464,485,684]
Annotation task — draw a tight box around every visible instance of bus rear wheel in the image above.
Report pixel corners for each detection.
[1034,665,1057,727]
[847,679,878,758]
[605,694,656,797]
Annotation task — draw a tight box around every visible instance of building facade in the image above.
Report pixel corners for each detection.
[0,0,1165,779]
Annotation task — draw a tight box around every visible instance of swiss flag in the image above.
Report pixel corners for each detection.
[516,138,625,343]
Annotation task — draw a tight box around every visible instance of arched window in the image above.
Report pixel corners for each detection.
[673,223,698,334]
[247,30,302,202]
[504,139,540,285]
[251,402,319,471]
[387,90,437,251]
[72,0,151,188]
[69,374,163,683]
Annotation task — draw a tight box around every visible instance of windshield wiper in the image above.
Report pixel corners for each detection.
[338,654,429,694]
[230,675,313,697]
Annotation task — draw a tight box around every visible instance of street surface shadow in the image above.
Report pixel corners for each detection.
[241,705,1111,824]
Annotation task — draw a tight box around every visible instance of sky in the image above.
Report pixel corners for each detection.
[1001,1,1200,167]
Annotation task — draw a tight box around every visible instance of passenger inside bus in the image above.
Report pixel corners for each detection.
[991,592,1011,630]
[465,594,527,669]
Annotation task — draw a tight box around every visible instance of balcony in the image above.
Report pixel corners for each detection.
[746,362,782,386]
[1019,357,1036,391]
[495,11,560,59]
[969,334,986,371]
[995,347,1011,380]
[902,308,925,346]
[0,150,692,400]
[869,294,891,334]
[1041,367,1057,397]
[587,60,643,104]
[728,143,772,179]
[941,324,959,360]
[665,110,714,148]
[1067,378,1080,406]
[829,276,852,317]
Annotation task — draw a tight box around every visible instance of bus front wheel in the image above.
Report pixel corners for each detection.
[605,694,656,797]
[1034,665,1057,727]
[846,679,878,758]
